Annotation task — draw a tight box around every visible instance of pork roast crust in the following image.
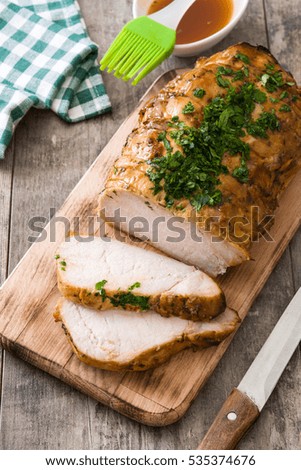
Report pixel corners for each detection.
[58,277,226,322]
[101,43,301,258]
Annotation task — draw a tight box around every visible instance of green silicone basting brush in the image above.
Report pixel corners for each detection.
[100,0,195,85]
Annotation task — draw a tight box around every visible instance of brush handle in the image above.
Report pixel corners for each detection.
[197,389,260,450]
[149,0,196,30]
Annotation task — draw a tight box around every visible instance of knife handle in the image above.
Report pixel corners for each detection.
[197,388,260,450]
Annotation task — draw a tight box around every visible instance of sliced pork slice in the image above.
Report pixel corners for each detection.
[101,189,248,277]
[55,299,240,371]
[56,236,225,321]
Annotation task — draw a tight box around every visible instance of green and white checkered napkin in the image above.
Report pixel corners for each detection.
[0,0,111,159]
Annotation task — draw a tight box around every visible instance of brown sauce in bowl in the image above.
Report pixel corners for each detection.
[148,0,233,44]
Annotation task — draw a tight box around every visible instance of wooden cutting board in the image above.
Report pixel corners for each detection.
[0,69,300,427]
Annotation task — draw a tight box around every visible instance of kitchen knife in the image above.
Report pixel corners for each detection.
[198,288,301,450]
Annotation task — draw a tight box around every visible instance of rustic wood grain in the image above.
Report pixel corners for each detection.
[0,140,14,398]
[0,110,97,450]
[0,68,300,436]
[264,0,301,82]
[0,0,300,451]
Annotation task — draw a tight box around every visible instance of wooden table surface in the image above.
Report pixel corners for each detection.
[0,0,300,450]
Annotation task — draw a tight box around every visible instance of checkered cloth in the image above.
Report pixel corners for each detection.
[0,0,111,159]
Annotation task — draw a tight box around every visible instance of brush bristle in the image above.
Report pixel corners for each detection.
[100,19,175,85]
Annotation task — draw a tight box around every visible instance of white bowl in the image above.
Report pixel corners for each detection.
[132,0,249,57]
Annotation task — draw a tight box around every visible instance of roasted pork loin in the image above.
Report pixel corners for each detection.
[100,43,301,276]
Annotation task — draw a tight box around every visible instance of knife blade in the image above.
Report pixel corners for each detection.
[198,288,301,450]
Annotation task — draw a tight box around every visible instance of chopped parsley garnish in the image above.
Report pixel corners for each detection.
[292,95,298,102]
[193,88,206,98]
[95,280,150,310]
[270,97,279,104]
[146,80,281,210]
[265,63,275,71]
[60,260,67,267]
[54,254,60,260]
[260,65,294,92]
[158,131,172,151]
[253,89,267,103]
[218,66,233,75]
[95,280,107,290]
[246,111,280,138]
[243,66,249,77]
[235,52,250,64]
[128,282,141,290]
[191,191,222,210]
[279,104,291,112]
[182,101,195,114]
[232,66,249,81]
[216,65,249,87]
[280,91,289,99]
[216,66,233,88]
[95,279,108,301]
[260,73,281,92]
[217,75,231,88]
[232,165,249,183]
[110,293,149,310]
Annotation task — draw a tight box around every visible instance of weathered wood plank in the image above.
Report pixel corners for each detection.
[0,0,152,450]
[0,0,182,450]
[2,76,300,447]
[206,250,298,451]
[264,0,301,289]
[83,0,273,451]
[260,0,301,451]
[0,146,13,284]
[1,0,299,452]
[0,110,91,449]
[264,0,301,82]
[135,0,271,450]
[0,141,14,400]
